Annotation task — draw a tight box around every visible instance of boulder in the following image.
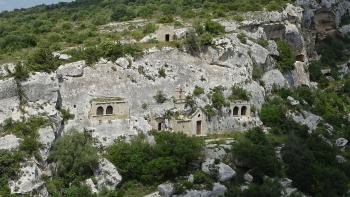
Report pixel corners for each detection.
[267,40,279,56]
[336,155,346,163]
[244,173,254,183]
[115,57,130,69]
[204,146,227,160]
[249,43,269,65]
[52,52,72,60]
[0,63,15,78]
[284,23,304,54]
[38,126,56,161]
[57,61,85,77]
[0,134,21,150]
[21,72,59,103]
[261,69,288,92]
[287,96,300,105]
[217,163,236,182]
[158,183,175,197]
[287,110,322,132]
[335,138,348,147]
[0,78,18,99]
[292,61,310,87]
[9,161,45,195]
[201,158,215,175]
[93,158,122,191]
[211,183,227,196]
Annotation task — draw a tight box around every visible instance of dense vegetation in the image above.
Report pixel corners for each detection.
[106,132,203,184]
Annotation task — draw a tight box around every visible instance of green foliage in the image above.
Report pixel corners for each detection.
[13,63,29,81]
[232,128,282,181]
[48,131,98,184]
[0,150,23,195]
[59,108,75,122]
[282,134,349,196]
[228,86,250,101]
[252,64,264,80]
[27,47,61,73]
[257,38,269,48]
[111,5,135,21]
[158,68,166,78]
[154,91,167,104]
[260,98,286,127]
[275,40,295,72]
[184,30,200,56]
[106,132,203,184]
[193,86,204,96]
[316,34,350,67]
[158,15,174,23]
[143,23,157,34]
[202,105,217,118]
[210,86,226,110]
[238,178,282,197]
[237,33,247,44]
[1,117,48,155]
[204,20,225,36]
[198,32,213,46]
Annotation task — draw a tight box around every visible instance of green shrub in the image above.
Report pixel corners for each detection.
[59,108,75,122]
[158,15,174,23]
[143,23,157,34]
[252,64,264,80]
[237,33,247,44]
[204,20,225,36]
[0,150,23,195]
[184,30,200,56]
[48,131,98,184]
[154,91,167,104]
[228,86,250,101]
[27,47,61,73]
[276,40,295,72]
[202,105,217,118]
[257,38,269,48]
[193,86,204,96]
[106,132,203,184]
[260,99,285,127]
[13,63,29,81]
[233,129,282,181]
[211,86,226,110]
[111,5,135,21]
[158,68,166,78]
[198,32,213,46]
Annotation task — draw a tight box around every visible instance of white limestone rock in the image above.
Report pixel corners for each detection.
[249,42,269,65]
[52,52,72,60]
[267,40,279,56]
[287,110,322,132]
[38,126,56,161]
[57,60,85,77]
[0,77,18,99]
[0,63,15,78]
[144,191,161,197]
[158,183,175,197]
[217,163,236,182]
[287,96,300,106]
[335,138,348,147]
[140,34,157,43]
[21,72,59,103]
[262,69,288,92]
[201,158,215,175]
[284,23,304,54]
[292,61,310,87]
[211,183,227,196]
[93,158,122,191]
[9,161,45,195]
[244,173,254,183]
[0,134,21,150]
[204,146,227,160]
[115,57,130,69]
[336,155,347,163]
[0,78,20,124]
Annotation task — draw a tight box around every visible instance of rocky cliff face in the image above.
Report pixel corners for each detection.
[0,0,349,196]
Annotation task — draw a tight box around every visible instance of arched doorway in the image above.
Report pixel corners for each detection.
[241,106,247,116]
[233,107,239,116]
[106,106,113,115]
[96,106,104,115]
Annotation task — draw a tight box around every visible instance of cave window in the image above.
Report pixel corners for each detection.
[241,106,247,116]
[106,106,113,115]
[233,107,239,116]
[165,34,170,42]
[97,106,104,116]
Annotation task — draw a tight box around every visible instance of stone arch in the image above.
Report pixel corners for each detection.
[97,106,104,115]
[241,106,247,116]
[233,106,239,116]
[106,106,113,115]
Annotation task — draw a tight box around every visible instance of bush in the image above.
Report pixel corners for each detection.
[158,15,174,23]
[13,63,29,81]
[142,23,157,34]
[27,47,61,72]
[48,131,98,184]
[0,150,23,195]
[232,129,281,181]
[211,86,226,110]
[260,98,286,127]
[158,68,166,78]
[111,5,135,21]
[193,86,204,96]
[204,20,225,36]
[198,32,213,46]
[276,40,295,72]
[184,30,200,56]
[154,91,167,103]
[237,33,247,44]
[229,86,250,101]
[106,132,203,184]
[59,108,75,122]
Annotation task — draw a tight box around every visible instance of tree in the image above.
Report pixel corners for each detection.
[184,30,200,56]
[48,131,98,184]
